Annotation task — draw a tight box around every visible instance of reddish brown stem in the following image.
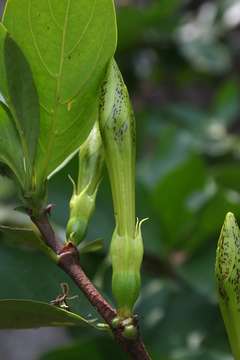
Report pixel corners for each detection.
[58,242,116,323]
[30,210,62,254]
[30,210,151,360]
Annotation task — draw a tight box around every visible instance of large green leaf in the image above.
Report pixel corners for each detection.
[0,299,93,329]
[2,0,117,184]
[0,102,25,186]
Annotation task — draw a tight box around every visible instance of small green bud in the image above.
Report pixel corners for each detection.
[95,323,109,331]
[215,212,240,359]
[66,188,97,243]
[66,123,103,245]
[123,324,137,340]
[111,316,121,328]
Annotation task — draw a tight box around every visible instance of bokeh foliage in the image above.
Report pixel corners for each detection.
[1,0,240,359]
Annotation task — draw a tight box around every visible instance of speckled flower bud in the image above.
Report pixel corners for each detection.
[215,212,240,359]
[99,59,136,238]
[99,59,145,317]
[66,122,103,245]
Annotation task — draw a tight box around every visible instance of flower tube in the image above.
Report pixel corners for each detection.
[99,59,144,317]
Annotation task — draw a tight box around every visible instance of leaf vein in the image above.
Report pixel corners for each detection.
[28,0,58,79]
[41,0,71,178]
[40,103,52,115]
[47,0,63,31]
[60,18,108,107]
[67,0,97,57]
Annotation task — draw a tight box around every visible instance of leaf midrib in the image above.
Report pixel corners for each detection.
[38,0,71,180]
[37,0,99,180]
[27,0,111,180]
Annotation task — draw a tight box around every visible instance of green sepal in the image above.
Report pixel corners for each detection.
[66,183,99,245]
[111,219,146,317]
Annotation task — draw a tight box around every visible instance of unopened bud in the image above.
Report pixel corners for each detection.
[215,212,240,359]
[99,59,146,317]
[66,122,103,245]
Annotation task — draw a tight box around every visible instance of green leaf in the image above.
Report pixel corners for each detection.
[0,102,25,186]
[0,225,57,261]
[0,299,93,329]
[0,239,99,320]
[0,23,39,174]
[0,24,9,102]
[4,34,40,166]
[2,0,117,184]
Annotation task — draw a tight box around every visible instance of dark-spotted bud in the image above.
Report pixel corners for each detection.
[215,212,240,359]
[99,59,145,317]
[66,122,103,245]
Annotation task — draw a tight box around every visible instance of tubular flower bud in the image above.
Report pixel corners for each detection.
[99,59,145,317]
[66,122,104,245]
[215,212,240,359]
[111,219,146,317]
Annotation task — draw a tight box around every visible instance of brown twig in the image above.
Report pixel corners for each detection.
[58,242,117,322]
[30,208,151,360]
[30,208,61,254]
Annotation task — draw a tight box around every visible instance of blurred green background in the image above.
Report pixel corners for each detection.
[1,0,240,359]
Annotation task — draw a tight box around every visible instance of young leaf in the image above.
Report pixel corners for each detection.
[2,0,117,184]
[0,299,95,329]
[0,102,25,187]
